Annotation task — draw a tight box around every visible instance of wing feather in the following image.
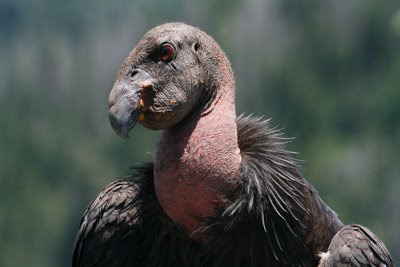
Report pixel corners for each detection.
[72,180,141,267]
[318,224,393,267]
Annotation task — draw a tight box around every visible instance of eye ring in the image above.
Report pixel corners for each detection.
[160,43,174,62]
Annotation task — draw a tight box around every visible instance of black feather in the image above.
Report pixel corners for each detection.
[318,224,393,267]
[73,115,344,267]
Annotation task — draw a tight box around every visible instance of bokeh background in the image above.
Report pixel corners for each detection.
[1,0,399,266]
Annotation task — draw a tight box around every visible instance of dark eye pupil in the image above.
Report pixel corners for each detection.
[161,44,173,62]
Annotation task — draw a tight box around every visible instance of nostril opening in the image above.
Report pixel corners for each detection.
[131,70,139,78]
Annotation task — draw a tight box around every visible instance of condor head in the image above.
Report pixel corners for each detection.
[108,23,218,139]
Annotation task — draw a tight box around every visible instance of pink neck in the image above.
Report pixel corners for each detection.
[154,84,242,241]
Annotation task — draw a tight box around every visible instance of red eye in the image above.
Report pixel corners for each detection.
[160,44,174,62]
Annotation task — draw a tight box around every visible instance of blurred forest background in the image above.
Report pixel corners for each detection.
[1,0,399,266]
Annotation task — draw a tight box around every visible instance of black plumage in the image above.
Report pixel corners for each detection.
[73,116,343,266]
[73,180,141,266]
[318,224,393,266]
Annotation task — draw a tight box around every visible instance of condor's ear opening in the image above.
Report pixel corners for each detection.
[193,42,201,52]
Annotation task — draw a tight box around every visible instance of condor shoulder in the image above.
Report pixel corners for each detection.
[72,180,142,267]
[318,224,393,267]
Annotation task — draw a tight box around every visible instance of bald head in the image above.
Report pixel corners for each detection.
[108,23,235,137]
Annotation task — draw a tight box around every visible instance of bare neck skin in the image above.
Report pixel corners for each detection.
[154,61,242,241]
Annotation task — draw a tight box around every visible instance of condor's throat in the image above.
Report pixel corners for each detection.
[154,90,241,241]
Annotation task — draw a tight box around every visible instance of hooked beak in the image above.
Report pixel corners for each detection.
[108,69,151,139]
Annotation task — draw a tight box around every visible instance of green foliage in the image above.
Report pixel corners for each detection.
[0,0,399,265]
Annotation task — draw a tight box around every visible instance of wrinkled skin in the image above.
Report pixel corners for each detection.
[109,23,222,135]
